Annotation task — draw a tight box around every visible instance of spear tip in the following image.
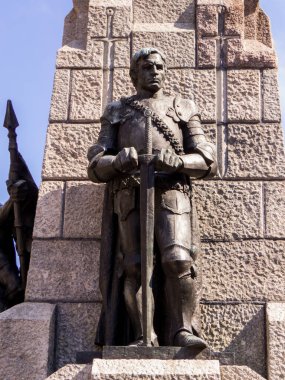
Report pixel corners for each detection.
[3,99,19,130]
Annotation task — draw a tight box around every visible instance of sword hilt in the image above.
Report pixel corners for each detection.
[144,109,152,155]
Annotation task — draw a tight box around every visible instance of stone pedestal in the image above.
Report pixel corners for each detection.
[0,303,56,380]
[91,359,221,380]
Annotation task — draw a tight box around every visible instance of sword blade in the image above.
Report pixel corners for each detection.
[140,156,155,346]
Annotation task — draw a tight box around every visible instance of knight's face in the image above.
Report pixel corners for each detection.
[136,53,166,93]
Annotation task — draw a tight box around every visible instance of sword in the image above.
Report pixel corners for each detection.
[3,100,27,289]
[140,109,155,346]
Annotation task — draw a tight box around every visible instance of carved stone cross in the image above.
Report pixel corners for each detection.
[92,8,129,110]
[203,6,238,177]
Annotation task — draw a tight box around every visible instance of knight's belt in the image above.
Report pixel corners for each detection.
[112,172,190,194]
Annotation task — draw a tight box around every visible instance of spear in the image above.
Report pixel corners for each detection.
[3,100,27,289]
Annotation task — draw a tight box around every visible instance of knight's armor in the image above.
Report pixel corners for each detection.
[88,94,217,346]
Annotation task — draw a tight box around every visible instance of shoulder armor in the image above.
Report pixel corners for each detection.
[195,142,216,165]
[174,95,199,123]
[101,100,125,125]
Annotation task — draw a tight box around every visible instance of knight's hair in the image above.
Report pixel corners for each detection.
[129,47,166,87]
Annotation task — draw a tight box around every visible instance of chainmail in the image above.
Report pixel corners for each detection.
[122,96,185,156]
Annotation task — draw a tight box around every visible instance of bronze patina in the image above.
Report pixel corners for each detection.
[88,48,217,348]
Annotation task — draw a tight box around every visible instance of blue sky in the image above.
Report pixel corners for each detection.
[0,0,284,203]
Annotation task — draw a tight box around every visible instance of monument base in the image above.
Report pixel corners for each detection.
[77,346,235,364]
[91,359,221,380]
[46,362,266,380]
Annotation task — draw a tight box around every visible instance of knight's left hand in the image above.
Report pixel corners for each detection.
[155,148,183,173]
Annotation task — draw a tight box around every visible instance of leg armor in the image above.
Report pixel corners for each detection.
[162,252,206,348]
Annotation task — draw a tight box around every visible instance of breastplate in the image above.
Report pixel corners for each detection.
[117,97,183,154]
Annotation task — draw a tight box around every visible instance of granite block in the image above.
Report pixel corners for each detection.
[227,124,285,179]
[42,123,100,180]
[26,240,100,302]
[0,303,55,380]
[33,181,64,238]
[63,182,105,238]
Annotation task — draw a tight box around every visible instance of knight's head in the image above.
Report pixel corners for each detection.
[129,48,167,93]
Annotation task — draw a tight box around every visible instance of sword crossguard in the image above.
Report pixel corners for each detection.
[138,154,156,165]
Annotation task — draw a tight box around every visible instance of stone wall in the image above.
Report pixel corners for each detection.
[24,0,285,378]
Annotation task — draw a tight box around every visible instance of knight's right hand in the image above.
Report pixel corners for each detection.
[112,147,138,173]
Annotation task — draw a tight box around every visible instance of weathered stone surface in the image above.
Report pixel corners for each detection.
[46,365,91,380]
[201,304,266,377]
[63,182,105,238]
[42,123,100,180]
[113,39,131,68]
[60,34,130,69]
[49,70,70,121]
[244,0,258,40]
[63,0,89,49]
[224,2,244,37]
[165,69,216,122]
[257,9,272,48]
[88,1,132,38]
[132,28,195,68]
[197,39,216,68]
[55,303,101,369]
[133,0,195,24]
[203,124,217,146]
[221,366,266,380]
[193,181,262,241]
[0,303,55,380]
[113,69,135,100]
[201,241,285,302]
[56,42,104,69]
[265,182,285,239]
[70,70,103,121]
[91,359,221,379]
[226,38,277,69]
[266,303,285,380]
[196,0,218,4]
[227,70,260,122]
[113,69,216,121]
[26,240,101,302]
[227,124,285,178]
[33,181,64,238]
[62,8,77,47]
[197,5,218,37]
[262,69,281,122]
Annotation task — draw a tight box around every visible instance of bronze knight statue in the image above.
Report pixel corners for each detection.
[88,48,217,348]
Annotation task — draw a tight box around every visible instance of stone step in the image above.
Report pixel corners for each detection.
[47,360,221,379]
[221,366,266,380]
[46,364,91,380]
[46,363,267,380]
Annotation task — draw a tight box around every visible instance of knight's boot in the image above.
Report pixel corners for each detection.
[165,265,207,349]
